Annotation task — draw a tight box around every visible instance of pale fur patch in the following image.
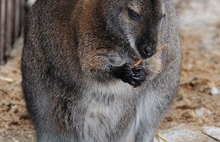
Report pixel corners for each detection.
[126,30,142,59]
[128,3,141,14]
[83,81,136,141]
[90,80,133,97]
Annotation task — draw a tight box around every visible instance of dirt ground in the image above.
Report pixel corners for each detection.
[0,1,220,142]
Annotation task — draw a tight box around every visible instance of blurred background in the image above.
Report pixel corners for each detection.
[0,0,219,141]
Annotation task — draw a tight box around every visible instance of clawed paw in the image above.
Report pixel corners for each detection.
[114,63,146,87]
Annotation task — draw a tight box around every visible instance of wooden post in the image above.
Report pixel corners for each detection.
[0,0,26,65]
[0,0,6,64]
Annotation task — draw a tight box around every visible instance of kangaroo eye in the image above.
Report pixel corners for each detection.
[128,8,141,21]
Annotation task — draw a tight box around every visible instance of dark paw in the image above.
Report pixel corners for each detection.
[114,63,146,87]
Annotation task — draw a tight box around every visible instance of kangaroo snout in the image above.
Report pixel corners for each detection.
[136,36,158,59]
[138,43,157,59]
[135,28,158,59]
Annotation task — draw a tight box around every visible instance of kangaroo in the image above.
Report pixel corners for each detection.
[21,0,181,141]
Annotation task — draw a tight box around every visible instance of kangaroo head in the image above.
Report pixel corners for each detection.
[106,0,165,59]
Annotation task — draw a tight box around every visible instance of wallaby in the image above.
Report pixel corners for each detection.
[21,0,181,141]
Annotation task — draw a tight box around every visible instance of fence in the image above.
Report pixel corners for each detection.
[0,0,26,65]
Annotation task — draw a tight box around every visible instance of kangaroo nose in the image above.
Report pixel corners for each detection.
[144,45,157,56]
[139,44,157,59]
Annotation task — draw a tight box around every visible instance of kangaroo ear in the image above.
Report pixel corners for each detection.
[153,0,165,17]
[161,0,165,15]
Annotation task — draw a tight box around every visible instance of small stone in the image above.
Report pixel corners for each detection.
[211,87,219,96]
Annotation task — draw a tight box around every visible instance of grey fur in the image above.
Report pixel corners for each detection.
[21,0,181,142]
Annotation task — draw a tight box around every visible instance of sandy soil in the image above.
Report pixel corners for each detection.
[160,0,220,129]
[0,0,220,141]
